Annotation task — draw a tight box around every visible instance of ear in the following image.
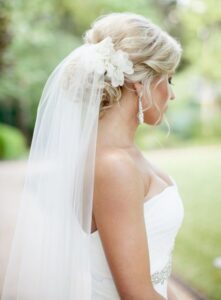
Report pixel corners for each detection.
[133,81,144,97]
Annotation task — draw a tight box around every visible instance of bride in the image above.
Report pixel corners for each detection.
[1,12,184,300]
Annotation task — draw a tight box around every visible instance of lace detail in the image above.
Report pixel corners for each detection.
[151,252,173,285]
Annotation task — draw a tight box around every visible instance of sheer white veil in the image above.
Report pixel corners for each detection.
[1,37,134,300]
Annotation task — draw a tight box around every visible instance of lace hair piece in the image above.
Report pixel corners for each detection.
[87,36,134,87]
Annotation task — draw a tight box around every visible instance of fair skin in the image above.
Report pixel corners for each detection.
[92,73,177,300]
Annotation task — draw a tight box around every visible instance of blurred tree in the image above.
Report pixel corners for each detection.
[0,0,81,143]
[178,0,221,136]
[178,0,221,80]
[53,0,160,37]
[0,0,12,71]
[1,0,220,145]
[0,0,161,143]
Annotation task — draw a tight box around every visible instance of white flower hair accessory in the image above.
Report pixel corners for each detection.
[90,36,134,87]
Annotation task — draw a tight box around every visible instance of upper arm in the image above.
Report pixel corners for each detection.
[93,151,155,298]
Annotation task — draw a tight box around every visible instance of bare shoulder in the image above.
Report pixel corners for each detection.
[93,148,155,298]
[95,147,144,198]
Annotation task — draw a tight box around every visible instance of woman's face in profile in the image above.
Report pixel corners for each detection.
[143,73,176,125]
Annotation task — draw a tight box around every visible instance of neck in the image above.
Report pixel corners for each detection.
[96,86,139,149]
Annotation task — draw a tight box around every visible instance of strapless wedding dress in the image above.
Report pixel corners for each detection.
[90,175,184,299]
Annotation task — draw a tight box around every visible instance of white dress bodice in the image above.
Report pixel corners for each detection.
[90,175,184,299]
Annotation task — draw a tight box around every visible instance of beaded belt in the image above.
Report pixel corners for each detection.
[92,250,173,286]
[151,252,173,285]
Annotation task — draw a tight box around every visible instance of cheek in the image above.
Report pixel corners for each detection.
[154,82,170,107]
[160,82,170,100]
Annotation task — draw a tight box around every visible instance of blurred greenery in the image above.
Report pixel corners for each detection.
[0,0,221,297]
[0,123,27,159]
[0,0,220,154]
[147,145,221,300]
[0,0,12,70]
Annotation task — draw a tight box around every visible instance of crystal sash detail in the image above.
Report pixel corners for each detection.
[151,250,173,285]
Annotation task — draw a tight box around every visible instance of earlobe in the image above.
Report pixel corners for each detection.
[133,81,143,97]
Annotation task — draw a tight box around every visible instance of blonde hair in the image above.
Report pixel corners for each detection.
[83,12,182,132]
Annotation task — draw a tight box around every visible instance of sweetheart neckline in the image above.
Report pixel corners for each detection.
[90,175,177,236]
[143,175,177,206]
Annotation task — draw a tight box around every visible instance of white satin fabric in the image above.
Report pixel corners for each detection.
[90,175,184,299]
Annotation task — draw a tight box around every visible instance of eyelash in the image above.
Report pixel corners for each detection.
[168,77,174,85]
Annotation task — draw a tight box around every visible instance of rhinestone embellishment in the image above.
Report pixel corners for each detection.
[151,253,173,285]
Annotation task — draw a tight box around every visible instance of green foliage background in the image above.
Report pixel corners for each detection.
[1,0,221,153]
[0,0,221,298]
